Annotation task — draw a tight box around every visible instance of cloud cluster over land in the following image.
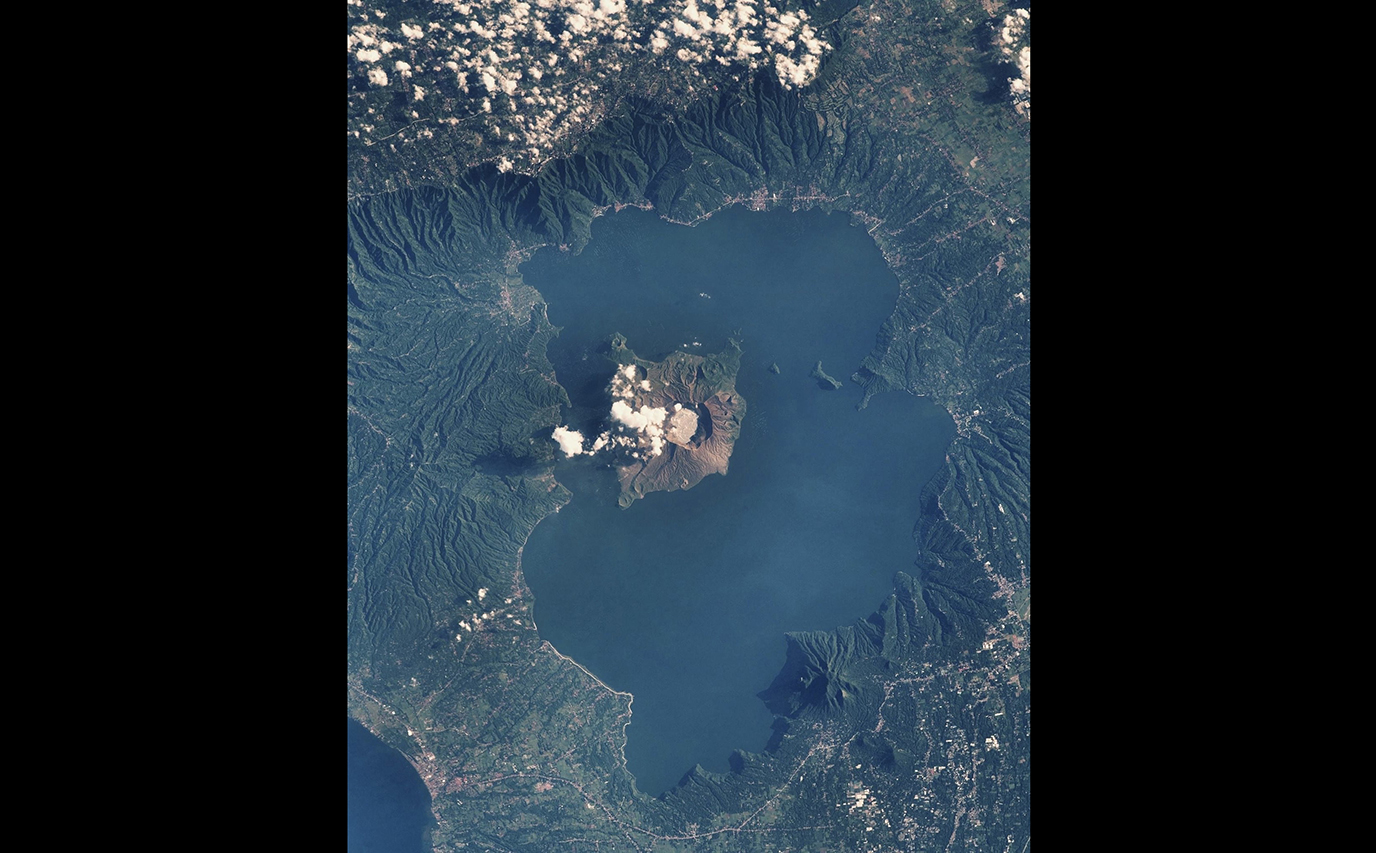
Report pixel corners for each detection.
[998,8,1030,117]
[552,364,691,461]
[348,0,831,165]
[610,399,668,456]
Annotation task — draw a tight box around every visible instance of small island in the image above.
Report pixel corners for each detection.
[810,360,843,390]
[609,334,745,508]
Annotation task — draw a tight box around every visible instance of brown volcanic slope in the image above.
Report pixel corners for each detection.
[609,334,746,508]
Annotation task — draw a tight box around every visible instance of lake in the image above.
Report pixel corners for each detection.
[521,206,955,796]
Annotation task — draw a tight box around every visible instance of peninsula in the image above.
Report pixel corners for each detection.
[811,360,843,390]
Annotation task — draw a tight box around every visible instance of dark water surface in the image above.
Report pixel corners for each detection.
[348,719,434,853]
[521,207,955,796]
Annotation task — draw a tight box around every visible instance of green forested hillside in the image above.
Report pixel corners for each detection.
[349,1,1028,849]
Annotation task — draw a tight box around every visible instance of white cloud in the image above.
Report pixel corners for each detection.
[552,425,586,457]
[734,36,761,60]
[367,68,390,86]
[610,400,666,432]
[349,0,831,173]
[350,24,379,47]
[998,12,1030,115]
[609,364,640,399]
[773,51,817,87]
[605,385,671,457]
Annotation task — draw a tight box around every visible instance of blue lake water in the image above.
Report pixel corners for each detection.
[521,206,956,796]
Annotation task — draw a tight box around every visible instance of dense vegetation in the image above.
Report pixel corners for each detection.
[348,1,1029,849]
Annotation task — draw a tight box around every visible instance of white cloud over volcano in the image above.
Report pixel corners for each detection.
[610,399,668,456]
[552,363,687,461]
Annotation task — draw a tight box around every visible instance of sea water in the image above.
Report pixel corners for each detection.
[348,719,434,853]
